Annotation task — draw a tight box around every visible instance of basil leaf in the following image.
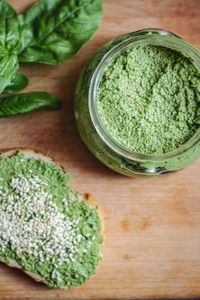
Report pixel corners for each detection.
[195,117,200,124]
[0,1,21,93]
[0,55,19,93]
[0,0,22,54]
[0,92,62,117]
[3,74,28,93]
[19,0,102,64]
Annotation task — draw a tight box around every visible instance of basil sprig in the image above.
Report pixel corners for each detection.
[0,0,102,117]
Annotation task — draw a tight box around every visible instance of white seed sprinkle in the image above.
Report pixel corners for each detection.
[0,175,82,267]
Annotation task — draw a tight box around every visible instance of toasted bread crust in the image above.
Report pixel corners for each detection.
[0,256,46,284]
[0,149,104,288]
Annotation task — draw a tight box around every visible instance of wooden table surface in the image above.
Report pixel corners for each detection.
[0,0,200,299]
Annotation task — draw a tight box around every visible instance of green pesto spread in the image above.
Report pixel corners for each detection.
[97,45,200,154]
[0,152,102,289]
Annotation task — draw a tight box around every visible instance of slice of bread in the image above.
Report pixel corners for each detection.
[0,149,104,288]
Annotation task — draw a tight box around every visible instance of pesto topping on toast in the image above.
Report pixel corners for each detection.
[0,152,102,288]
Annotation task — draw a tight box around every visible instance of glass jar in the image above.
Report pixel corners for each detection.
[74,28,200,176]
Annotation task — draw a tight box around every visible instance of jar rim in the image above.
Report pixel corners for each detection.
[89,28,200,162]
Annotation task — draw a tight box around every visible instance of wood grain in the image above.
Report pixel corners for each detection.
[0,0,200,299]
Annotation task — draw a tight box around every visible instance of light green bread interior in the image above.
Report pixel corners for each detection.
[0,152,103,288]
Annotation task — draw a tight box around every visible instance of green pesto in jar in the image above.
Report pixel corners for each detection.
[97,45,200,154]
[0,152,102,289]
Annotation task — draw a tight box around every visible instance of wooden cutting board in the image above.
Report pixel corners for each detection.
[0,0,200,299]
